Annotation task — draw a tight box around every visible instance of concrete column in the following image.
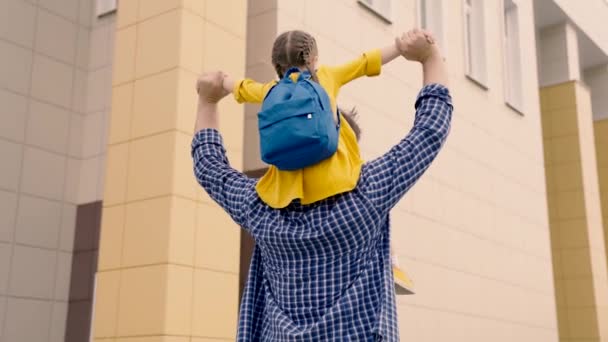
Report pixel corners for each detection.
[586,64,608,122]
[243,0,278,172]
[92,0,247,341]
[538,21,581,87]
[586,64,608,287]
[540,80,608,341]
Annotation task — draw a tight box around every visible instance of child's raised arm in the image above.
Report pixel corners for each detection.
[380,41,401,66]
[222,73,276,104]
[323,36,406,90]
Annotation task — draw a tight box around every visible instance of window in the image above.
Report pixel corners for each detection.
[503,0,523,112]
[358,0,392,23]
[95,0,117,17]
[418,0,446,56]
[463,0,488,87]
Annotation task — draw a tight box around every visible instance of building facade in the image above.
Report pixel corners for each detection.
[0,0,607,341]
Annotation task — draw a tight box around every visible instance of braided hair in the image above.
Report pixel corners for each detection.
[271,30,319,82]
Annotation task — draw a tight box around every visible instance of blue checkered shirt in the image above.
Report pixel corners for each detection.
[192,84,453,341]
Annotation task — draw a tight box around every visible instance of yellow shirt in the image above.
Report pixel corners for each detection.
[233,49,382,208]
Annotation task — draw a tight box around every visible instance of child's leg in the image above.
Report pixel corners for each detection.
[390,246,400,267]
[391,243,415,295]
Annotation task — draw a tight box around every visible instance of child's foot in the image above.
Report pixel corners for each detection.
[393,265,415,295]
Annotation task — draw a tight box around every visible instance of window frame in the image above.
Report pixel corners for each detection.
[502,0,525,114]
[357,0,393,24]
[95,0,117,17]
[463,0,489,89]
[417,0,447,58]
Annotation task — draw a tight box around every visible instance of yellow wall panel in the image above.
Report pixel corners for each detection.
[112,26,137,85]
[191,269,239,339]
[135,10,180,78]
[98,205,126,271]
[104,143,129,205]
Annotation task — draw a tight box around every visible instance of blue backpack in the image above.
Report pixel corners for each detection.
[258,67,340,170]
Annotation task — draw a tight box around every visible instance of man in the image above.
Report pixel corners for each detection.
[192,29,452,341]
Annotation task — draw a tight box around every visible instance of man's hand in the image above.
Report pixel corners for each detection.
[395,29,437,64]
[196,71,230,104]
[194,71,229,132]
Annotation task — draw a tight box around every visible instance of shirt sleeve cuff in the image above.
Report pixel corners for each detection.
[233,78,246,103]
[191,129,226,157]
[415,83,453,109]
[363,49,382,76]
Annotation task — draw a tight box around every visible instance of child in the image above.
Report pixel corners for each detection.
[222,30,413,294]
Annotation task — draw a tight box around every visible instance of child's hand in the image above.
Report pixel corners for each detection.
[396,29,436,64]
[196,71,230,104]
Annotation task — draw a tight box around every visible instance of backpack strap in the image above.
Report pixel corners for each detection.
[283,67,301,82]
[283,67,312,82]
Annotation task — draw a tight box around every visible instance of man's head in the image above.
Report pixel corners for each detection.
[339,107,361,142]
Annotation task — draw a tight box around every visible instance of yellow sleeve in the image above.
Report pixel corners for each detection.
[233,78,277,104]
[325,49,382,87]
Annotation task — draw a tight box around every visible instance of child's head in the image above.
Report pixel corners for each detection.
[272,30,319,81]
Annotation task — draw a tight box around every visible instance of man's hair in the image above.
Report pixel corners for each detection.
[338,106,361,141]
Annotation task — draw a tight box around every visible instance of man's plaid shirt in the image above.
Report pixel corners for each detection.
[192,84,453,341]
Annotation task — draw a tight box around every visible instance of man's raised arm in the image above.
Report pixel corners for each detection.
[360,29,453,215]
[192,72,255,228]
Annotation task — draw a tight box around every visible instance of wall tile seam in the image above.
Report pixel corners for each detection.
[247,7,278,19]
[100,193,240,210]
[544,131,584,140]
[121,6,247,41]
[433,162,546,200]
[1,245,74,255]
[204,16,247,41]
[554,272,608,280]
[418,146,546,197]
[405,204,548,237]
[0,36,94,74]
[546,160,587,168]
[103,333,235,339]
[112,66,200,88]
[540,80,578,90]
[0,4,42,337]
[0,188,84,207]
[394,206,552,258]
[101,3,142,337]
[443,146,548,194]
[395,302,559,331]
[459,127,549,167]
[83,63,116,76]
[397,254,557,295]
[71,152,108,164]
[34,2,97,28]
[410,176,550,228]
[555,304,608,311]
[3,241,74,254]
[108,128,242,147]
[97,263,239,276]
[122,6,199,30]
[110,130,243,154]
[0,85,83,114]
[1,293,68,304]
[0,136,102,160]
